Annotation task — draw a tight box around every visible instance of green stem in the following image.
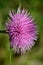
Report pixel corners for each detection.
[0,30,13,65]
[0,30,7,33]
[10,48,13,65]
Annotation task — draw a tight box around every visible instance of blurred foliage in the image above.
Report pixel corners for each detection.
[0,0,43,65]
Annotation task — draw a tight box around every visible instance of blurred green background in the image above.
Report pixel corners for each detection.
[0,0,43,65]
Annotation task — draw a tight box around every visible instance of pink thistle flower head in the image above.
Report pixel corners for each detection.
[6,6,38,54]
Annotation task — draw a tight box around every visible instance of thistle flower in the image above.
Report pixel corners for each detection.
[6,7,38,54]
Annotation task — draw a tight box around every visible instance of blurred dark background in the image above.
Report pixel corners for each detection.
[0,0,43,65]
